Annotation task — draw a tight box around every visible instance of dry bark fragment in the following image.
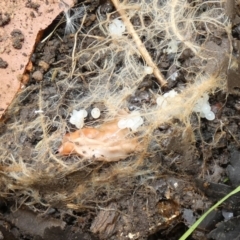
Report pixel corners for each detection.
[90,203,119,239]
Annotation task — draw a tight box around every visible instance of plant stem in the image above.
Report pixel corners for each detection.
[180,185,240,240]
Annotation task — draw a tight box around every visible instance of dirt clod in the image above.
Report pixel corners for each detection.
[38,60,49,72]
[100,0,114,14]
[11,29,24,49]
[25,1,40,12]
[32,70,43,81]
[0,58,8,68]
[0,12,10,27]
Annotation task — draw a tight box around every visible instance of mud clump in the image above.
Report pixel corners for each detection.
[0,12,10,27]
[25,1,40,12]
[0,0,237,239]
[11,29,24,49]
[32,70,43,81]
[0,58,8,68]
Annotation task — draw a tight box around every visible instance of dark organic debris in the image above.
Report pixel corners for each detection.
[208,216,240,240]
[226,150,240,187]
[90,203,119,239]
[0,12,10,27]
[195,180,240,211]
[25,1,40,12]
[11,29,24,49]
[0,58,8,68]
[198,209,223,232]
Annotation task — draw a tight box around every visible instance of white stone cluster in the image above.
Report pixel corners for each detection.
[69,109,88,129]
[193,93,215,120]
[118,111,144,132]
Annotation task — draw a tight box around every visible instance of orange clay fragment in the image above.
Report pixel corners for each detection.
[0,0,74,118]
[58,120,140,162]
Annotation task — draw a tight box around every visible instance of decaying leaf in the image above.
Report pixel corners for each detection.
[58,120,140,161]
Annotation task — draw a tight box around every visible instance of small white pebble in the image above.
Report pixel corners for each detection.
[173,182,178,188]
[34,110,44,114]
[144,66,153,75]
[156,96,167,108]
[118,119,128,129]
[83,110,88,117]
[202,104,211,114]
[126,119,135,129]
[205,111,215,121]
[109,19,125,37]
[91,107,100,119]
[129,116,143,132]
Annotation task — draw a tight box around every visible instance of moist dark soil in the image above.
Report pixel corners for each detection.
[1,1,240,240]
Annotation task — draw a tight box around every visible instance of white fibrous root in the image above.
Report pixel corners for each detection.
[118,111,144,132]
[69,109,88,129]
[91,108,101,119]
[108,19,126,37]
[193,93,215,121]
[156,90,178,108]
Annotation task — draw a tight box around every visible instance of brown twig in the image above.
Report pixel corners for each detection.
[110,0,167,86]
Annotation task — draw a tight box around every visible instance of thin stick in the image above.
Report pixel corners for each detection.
[71,14,87,78]
[110,0,167,86]
[41,18,64,43]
